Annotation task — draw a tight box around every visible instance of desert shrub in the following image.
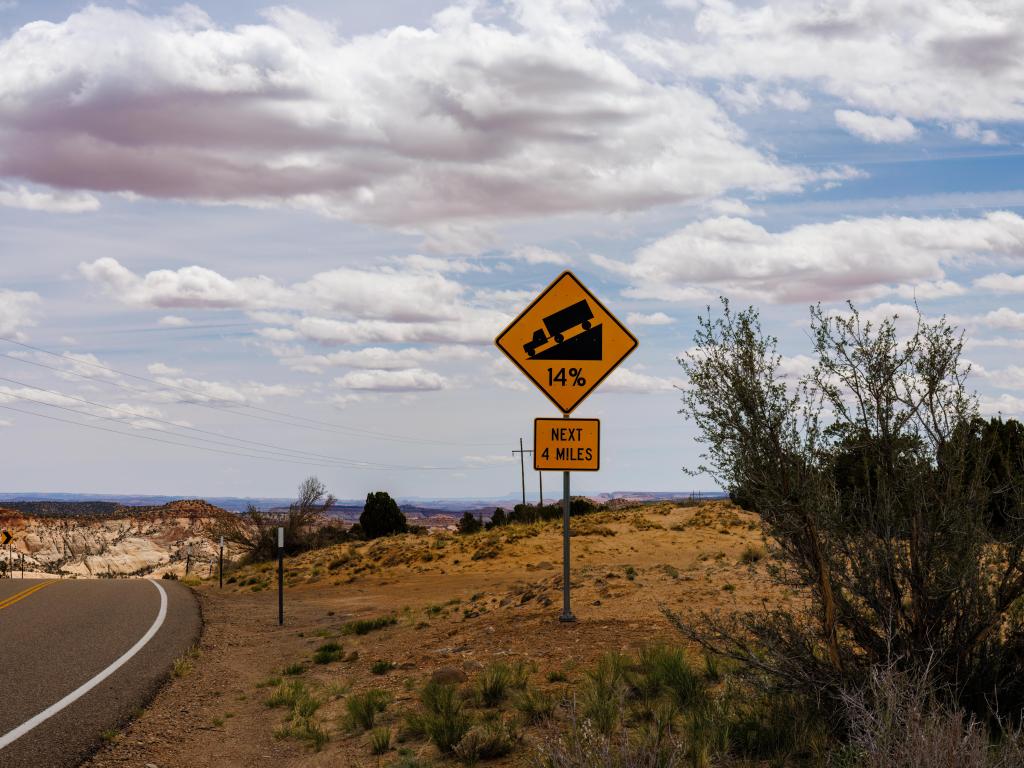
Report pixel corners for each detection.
[360,491,408,539]
[533,711,685,768]
[343,614,397,635]
[476,662,513,707]
[486,508,508,529]
[420,680,472,753]
[838,665,1024,768]
[266,679,328,751]
[266,679,312,709]
[739,544,764,564]
[454,720,518,764]
[458,512,483,534]
[346,689,390,731]
[372,660,397,675]
[630,645,705,712]
[581,652,628,735]
[217,476,336,562]
[313,642,343,664]
[515,686,557,724]
[371,726,392,755]
[674,300,1024,723]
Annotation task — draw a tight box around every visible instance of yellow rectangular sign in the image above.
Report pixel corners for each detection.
[534,418,599,471]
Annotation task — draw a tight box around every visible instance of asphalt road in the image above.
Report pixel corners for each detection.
[0,578,200,768]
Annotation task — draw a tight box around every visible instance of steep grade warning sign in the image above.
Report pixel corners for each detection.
[534,418,599,471]
[495,271,638,414]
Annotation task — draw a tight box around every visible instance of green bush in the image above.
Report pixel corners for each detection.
[313,642,343,664]
[514,686,556,724]
[370,726,392,755]
[453,720,518,764]
[360,491,408,539]
[476,662,513,707]
[346,689,390,731]
[420,680,471,753]
[458,512,482,534]
[582,652,627,734]
[342,614,397,635]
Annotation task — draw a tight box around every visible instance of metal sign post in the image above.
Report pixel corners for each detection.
[277,527,284,626]
[219,535,224,589]
[561,412,575,622]
[495,271,637,622]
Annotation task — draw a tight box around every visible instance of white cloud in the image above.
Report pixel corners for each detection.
[271,344,486,373]
[626,311,673,326]
[399,255,488,274]
[976,365,1024,391]
[158,315,192,327]
[960,308,1024,331]
[81,258,471,323]
[974,273,1024,293]
[0,290,39,338]
[596,212,1024,304]
[0,419,11,427]
[0,183,98,213]
[508,247,571,266]
[953,121,1001,145]
[601,367,679,393]
[80,258,288,310]
[147,362,183,376]
[0,3,814,240]
[146,374,301,405]
[835,110,917,143]
[463,454,515,465]
[981,394,1024,418]
[624,0,1024,127]
[333,368,449,392]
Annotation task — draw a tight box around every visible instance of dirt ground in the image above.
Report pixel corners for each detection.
[83,501,791,768]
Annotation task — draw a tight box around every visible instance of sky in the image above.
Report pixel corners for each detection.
[1,0,1023,500]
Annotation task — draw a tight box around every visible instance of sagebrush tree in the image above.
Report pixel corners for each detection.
[672,299,1024,724]
[360,491,407,539]
[219,475,336,561]
[457,511,482,534]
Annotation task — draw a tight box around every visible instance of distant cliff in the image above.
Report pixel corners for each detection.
[0,500,237,578]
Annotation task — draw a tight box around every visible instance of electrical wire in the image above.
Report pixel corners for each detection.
[0,337,506,448]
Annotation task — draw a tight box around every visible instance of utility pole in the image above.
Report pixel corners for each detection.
[512,438,533,507]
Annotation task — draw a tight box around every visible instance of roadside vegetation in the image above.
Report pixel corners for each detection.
[181,302,1024,768]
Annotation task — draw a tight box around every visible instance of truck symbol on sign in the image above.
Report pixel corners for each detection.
[524,300,595,357]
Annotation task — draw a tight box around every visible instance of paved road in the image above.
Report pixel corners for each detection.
[0,578,200,768]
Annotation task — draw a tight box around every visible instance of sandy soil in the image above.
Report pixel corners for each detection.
[82,501,791,768]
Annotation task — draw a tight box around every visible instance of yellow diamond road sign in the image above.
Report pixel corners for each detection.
[495,271,638,414]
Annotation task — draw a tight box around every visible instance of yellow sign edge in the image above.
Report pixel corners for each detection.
[533,417,601,472]
[494,270,639,415]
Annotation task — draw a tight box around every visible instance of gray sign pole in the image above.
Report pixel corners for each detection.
[560,414,576,622]
[277,527,284,626]
[219,535,224,589]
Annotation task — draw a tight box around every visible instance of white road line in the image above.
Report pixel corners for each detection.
[0,579,168,750]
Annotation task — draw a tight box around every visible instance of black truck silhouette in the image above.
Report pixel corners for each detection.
[524,300,594,357]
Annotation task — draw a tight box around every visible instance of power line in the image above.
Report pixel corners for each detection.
[0,402,336,467]
[0,337,505,448]
[0,385,477,471]
[0,377,393,468]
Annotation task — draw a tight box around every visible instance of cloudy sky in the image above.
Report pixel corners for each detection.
[1,0,1023,499]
